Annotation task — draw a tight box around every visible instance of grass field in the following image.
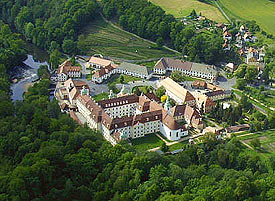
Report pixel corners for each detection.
[131,133,163,152]
[92,92,109,101]
[168,141,188,151]
[218,0,275,35]
[150,0,227,22]
[79,16,177,60]
[238,130,275,156]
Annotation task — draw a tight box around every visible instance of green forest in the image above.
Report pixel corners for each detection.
[0,22,275,201]
[0,0,275,200]
[0,0,97,55]
[101,0,238,64]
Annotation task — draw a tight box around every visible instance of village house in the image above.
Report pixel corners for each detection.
[223,31,232,40]
[92,64,118,83]
[160,77,197,107]
[225,63,237,72]
[116,62,152,79]
[154,58,218,81]
[57,60,81,82]
[88,56,113,69]
[246,47,265,64]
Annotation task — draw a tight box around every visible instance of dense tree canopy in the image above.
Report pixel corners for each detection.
[101,0,228,64]
[0,8,274,201]
[0,0,97,54]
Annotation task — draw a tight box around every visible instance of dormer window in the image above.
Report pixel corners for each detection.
[115,124,118,128]
[124,122,127,126]
[146,118,149,121]
[155,116,158,119]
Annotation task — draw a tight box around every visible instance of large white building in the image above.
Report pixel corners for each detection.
[116,62,152,79]
[154,58,218,80]
[76,93,191,145]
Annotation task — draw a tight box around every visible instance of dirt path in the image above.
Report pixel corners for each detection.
[240,140,254,150]
[214,1,232,24]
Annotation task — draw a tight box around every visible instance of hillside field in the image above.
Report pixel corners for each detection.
[79,16,177,60]
[150,0,227,22]
[238,129,275,158]
[218,0,275,35]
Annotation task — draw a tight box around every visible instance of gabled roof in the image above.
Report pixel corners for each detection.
[160,77,196,103]
[58,60,81,75]
[118,62,151,76]
[154,58,192,71]
[93,64,115,78]
[97,94,139,109]
[89,56,112,66]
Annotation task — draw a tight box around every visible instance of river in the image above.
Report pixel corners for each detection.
[10,55,49,101]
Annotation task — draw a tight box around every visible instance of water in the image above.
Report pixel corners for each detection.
[11,55,49,101]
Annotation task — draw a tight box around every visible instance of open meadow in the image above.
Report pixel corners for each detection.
[79,16,177,60]
[218,0,275,35]
[150,0,227,22]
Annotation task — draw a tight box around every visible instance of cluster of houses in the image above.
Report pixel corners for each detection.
[219,24,232,51]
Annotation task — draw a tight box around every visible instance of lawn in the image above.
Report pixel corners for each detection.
[168,141,188,151]
[108,74,142,85]
[150,0,227,22]
[92,92,109,101]
[79,16,177,60]
[218,0,275,35]
[131,133,163,152]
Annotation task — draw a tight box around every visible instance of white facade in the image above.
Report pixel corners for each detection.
[153,68,166,75]
[160,124,188,141]
[116,68,151,79]
[58,73,68,82]
[104,103,137,118]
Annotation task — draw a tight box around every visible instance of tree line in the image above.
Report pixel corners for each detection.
[0,0,97,56]
[101,0,235,65]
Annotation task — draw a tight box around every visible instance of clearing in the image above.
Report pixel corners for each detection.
[150,0,227,22]
[79,16,177,60]
[217,0,275,35]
